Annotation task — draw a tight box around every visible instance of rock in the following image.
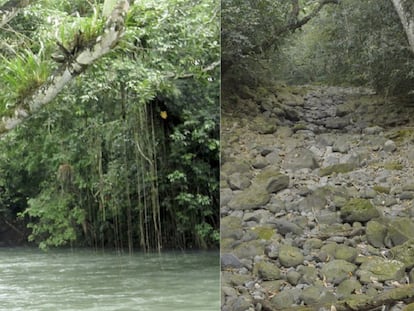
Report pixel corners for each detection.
[278,245,305,267]
[225,296,251,311]
[325,117,349,129]
[270,288,300,309]
[366,220,387,248]
[334,244,358,263]
[363,126,384,135]
[356,257,405,283]
[269,219,303,236]
[299,286,321,305]
[228,172,251,190]
[320,260,357,285]
[250,226,276,241]
[220,188,233,207]
[251,116,277,134]
[399,192,414,200]
[234,240,266,259]
[221,216,243,240]
[340,198,380,223]
[286,270,302,285]
[221,160,251,177]
[298,265,319,285]
[253,261,281,280]
[253,168,290,194]
[319,163,356,177]
[332,136,350,153]
[387,218,414,246]
[228,187,270,210]
[283,148,319,171]
[383,140,397,152]
[337,279,362,299]
[391,239,414,269]
[303,238,323,252]
[221,253,244,269]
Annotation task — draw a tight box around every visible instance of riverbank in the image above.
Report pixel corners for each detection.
[221,84,414,310]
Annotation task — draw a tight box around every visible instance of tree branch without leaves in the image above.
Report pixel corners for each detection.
[0,0,130,134]
[257,0,340,54]
[0,0,34,28]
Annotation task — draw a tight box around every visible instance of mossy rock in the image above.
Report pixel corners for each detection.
[386,127,414,142]
[373,185,390,194]
[319,163,356,177]
[383,162,404,170]
[227,186,270,210]
[391,239,414,269]
[293,123,308,132]
[340,198,379,222]
[251,226,275,240]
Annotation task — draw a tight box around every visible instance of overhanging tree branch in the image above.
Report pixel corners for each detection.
[391,0,414,54]
[257,0,340,54]
[0,0,130,134]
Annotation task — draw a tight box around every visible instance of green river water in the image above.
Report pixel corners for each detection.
[0,248,219,311]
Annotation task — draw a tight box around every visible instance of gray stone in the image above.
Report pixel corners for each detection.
[387,218,414,246]
[299,286,321,305]
[283,148,319,171]
[227,187,270,210]
[325,117,349,129]
[279,245,305,267]
[334,244,358,263]
[225,296,251,311]
[356,257,405,284]
[220,188,233,207]
[253,168,290,194]
[337,279,362,299]
[332,137,350,153]
[391,239,414,269]
[269,219,303,236]
[228,172,251,190]
[321,260,357,285]
[384,140,397,152]
[366,220,387,248]
[340,198,380,223]
[286,270,302,285]
[253,261,281,280]
[298,265,319,285]
[303,238,323,251]
[270,288,300,309]
[363,126,384,135]
[399,191,414,200]
[221,253,243,269]
[221,216,243,240]
[233,240,265,259]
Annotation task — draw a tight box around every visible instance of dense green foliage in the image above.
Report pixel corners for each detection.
[222,0,414,96]
[276,0,414,95]
[0,0,219,251]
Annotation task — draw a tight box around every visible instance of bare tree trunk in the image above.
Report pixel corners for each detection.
[391,0,414,54]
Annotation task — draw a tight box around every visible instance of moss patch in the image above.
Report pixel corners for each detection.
[319,163,356,177]
[373,185,390,194]
[383,162,404,170]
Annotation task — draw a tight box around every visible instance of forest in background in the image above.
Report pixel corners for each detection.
[222,0,414,97]
[0,0,219,252]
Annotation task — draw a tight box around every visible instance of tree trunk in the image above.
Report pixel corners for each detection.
[391,0,414,54]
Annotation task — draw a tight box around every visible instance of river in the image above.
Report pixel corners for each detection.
[0,248,219,311]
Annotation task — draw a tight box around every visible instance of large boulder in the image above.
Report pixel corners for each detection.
[340,198,380,223]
